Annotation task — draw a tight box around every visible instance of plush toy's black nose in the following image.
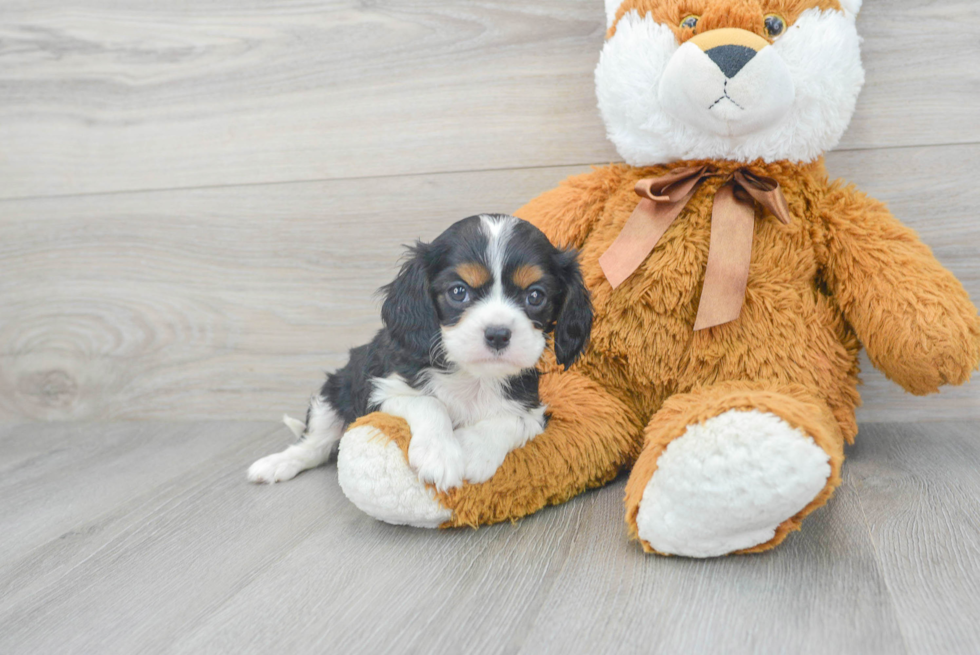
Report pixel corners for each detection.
[705,44,758,78]
[484,326,512,351]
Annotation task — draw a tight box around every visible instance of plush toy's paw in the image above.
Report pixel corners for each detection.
[247,452,304,484]
[635,409,831,558]
[408,430,465,492]
[337,424,452,528]
[455,426,505,484]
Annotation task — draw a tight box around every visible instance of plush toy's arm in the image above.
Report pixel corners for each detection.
[515,166,621,249]
[819,183,980,395]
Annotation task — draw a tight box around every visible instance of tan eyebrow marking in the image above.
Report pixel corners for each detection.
[512,264,544,289]
[456,262,491,288]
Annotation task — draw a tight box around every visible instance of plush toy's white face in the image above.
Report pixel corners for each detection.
[596,0,865,165]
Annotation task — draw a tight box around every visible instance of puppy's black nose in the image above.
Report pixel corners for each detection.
[705,44,757,79]
[484,326,512,351]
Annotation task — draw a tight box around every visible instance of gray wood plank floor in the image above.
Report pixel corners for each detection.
[1,421,978,655]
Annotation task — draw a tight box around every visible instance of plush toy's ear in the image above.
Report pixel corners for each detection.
[381,242,442,361]
[552,249,594,370]
[839,0,862,17]
[604,0,625,29]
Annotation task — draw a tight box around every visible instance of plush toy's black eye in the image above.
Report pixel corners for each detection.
[447,284,469,304]
[764,14,786,38]
[526,288,546,308]
[680,15,699,30]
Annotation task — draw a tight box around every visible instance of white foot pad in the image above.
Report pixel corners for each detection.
[636,409,831,558]
[337,425,452,528]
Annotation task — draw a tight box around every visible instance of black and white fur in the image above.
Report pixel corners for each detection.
[248,214,592,490]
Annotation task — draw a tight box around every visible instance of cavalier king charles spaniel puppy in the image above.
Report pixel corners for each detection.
[248,214,592,491]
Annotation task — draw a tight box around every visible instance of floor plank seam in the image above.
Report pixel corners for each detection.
[0,162,603,205]
[507,492,601,654]
[3,139,979,205]
[851,472,914,655]
[0,424,284,613]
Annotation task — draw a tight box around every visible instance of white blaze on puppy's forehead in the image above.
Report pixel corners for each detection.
[479,213,517,297]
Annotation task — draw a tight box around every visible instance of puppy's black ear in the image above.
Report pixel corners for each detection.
[552,248,593,370]
[381,241,441,360]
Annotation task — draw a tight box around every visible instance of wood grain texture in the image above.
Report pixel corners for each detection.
[0,0,978,199]
[2,421,978,654]
[0,166,582,422]
[2,2,978,651]
[849,423,980,655]
[1,144,978,422]
[0,421,280,614]
[514,463,906,655]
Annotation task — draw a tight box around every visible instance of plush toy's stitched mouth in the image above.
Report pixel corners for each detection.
[708,81,744,111]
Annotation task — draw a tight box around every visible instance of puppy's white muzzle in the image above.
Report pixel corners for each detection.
[441,298,545,378]
[659,29,795,138]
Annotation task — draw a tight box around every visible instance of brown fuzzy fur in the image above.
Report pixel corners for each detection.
[622,381,845,554]
[347,0,980,553]
[350,367,645,528]
[351,156,980,551]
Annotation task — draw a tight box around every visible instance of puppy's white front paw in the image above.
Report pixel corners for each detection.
[463,452,501,485]
[408,434,465,492]
[457,427,506,484]
[247,452,303,484]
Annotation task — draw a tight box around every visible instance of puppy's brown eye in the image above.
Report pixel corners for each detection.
[526,289,546,308]
[764,14,786,38]
[680,15,699,30]
[447,285,469,304]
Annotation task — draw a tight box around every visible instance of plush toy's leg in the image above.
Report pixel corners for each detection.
[337,413,453,527]
[337,369,643,528]
[624,382,845,558]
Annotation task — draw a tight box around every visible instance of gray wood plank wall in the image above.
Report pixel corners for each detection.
[1,0,978,422]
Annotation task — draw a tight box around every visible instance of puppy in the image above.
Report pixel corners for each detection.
[248,214,592,490]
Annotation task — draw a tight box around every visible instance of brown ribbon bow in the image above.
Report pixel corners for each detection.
[598,166,791,331]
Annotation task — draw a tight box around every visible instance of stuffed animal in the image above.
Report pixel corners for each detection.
[335,0,980,556]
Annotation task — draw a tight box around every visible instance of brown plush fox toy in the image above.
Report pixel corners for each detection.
[334,0,980,556]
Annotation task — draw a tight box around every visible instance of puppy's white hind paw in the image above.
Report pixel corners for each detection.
[247,452,304,484]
